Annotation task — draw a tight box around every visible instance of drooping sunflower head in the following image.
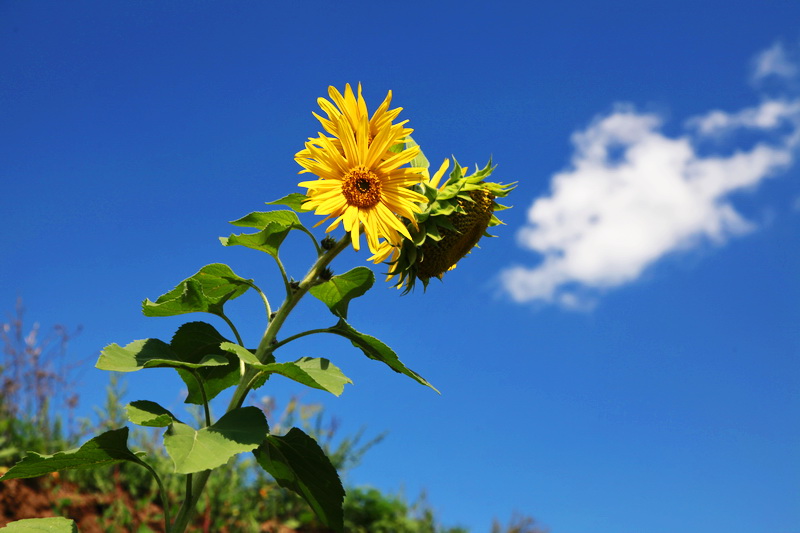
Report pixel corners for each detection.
[369,148,515,293]
[295,84,428,254]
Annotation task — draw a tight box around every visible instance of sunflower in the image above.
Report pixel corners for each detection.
[296,84,428,253]
[312,84,404,146]
[369,151,515,293]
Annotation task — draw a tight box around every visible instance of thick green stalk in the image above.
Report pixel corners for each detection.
[170,234,351,533]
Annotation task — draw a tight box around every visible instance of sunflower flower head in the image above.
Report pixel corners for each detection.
[370,150,515,293]
[295,84,428,254]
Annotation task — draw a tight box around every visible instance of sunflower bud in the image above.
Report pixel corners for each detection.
[417,188,497,279]
[372,156,515,292]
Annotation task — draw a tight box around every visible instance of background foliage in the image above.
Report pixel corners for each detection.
[0,301,544,532]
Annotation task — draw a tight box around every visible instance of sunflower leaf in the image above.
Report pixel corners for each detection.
[229,210,303,229]
[164,407,268,474]
[266,193,312,213]
[0,428,143,481]
[309,267,374,319]
[126,400,179,427]
[222,342,352,396]
[253,428,344,532]
[328,320,439,393]
[142,264,252,318]
[1,517,78,532]
[220,221,296,258]
[219,341,261,364]
[95,338,228,373]
[404,136,430,171]
[170,322,239,404]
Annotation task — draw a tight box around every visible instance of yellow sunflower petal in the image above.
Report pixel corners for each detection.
[295,84,428,254]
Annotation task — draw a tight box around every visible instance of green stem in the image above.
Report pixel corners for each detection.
[274,254,291,300]
[298,226,322,256]
[185,473,193,502]
[139,459,172,533]
[248,281,272,321]
[188,369,212,428]
[170,234,351,533]
[219,312,244,347]
[261,328,330,359]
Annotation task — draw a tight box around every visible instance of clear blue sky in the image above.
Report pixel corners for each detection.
[2,2,799,532]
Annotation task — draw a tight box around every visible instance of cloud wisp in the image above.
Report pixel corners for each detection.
[751,41,799,84]
[502,44,800,308]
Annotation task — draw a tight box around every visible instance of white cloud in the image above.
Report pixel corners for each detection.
[752,41,798,83]
[501,97,800,306]
[688,99,800,136]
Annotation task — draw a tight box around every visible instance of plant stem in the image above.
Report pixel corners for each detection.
[220,312,245,347]
[249,282,272,321]
[263,328,330,356]
[139,460,172,533]
[169,234,351,533]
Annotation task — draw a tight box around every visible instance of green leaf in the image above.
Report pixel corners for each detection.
[96,338,228,373]
[219,341,260,365]
[220,226,287,257]
[126,401,178,427]
[309,267,374,319]
[264,358,352,396]
[221,343,352,396]
[169,322,229,362]
[221,210,305,257]
[96,339,176,372]
[329,320,439,393]
[163,407,268,474]
[404,136,430,171]
[230,210,302,229]
[266,193,311,213]
[2,517,77,532]
[263,358,351,396]
[0,428,141,481]
[142,263,252,318]
[254,428,344,532]
[170,322,239,404]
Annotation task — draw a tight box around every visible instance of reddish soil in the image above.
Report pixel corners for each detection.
[0,473,322,532]
[0,473,164,532]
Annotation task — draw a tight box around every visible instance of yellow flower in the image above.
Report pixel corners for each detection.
[296,84,427,253]
[313,84,404,146]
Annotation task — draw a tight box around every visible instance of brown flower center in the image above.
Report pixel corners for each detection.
[342,168,382,208]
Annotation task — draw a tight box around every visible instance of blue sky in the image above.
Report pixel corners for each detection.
[2,2,799,532]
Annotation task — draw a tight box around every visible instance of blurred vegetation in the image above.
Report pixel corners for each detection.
[0,300,545,532]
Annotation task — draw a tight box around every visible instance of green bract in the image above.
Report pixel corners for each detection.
[378,150,516,293]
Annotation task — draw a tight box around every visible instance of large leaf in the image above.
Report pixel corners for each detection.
[170,322,239,404]
[126,400,178,427]
[141,263,252,317]
[0,428,141,481]
[221,343,351,396]
[262,358,352,396]
[2,517,77,532]
[254,428,344,532]
[330,320,439,393]
[220,210,304,258]
[309,267,374,319]
[266,193,311,213]
[96,338,228,373]
[163,407,268,474]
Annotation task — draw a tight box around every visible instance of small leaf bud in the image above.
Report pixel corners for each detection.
[321,236,337,250]
[319,267,334,281]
